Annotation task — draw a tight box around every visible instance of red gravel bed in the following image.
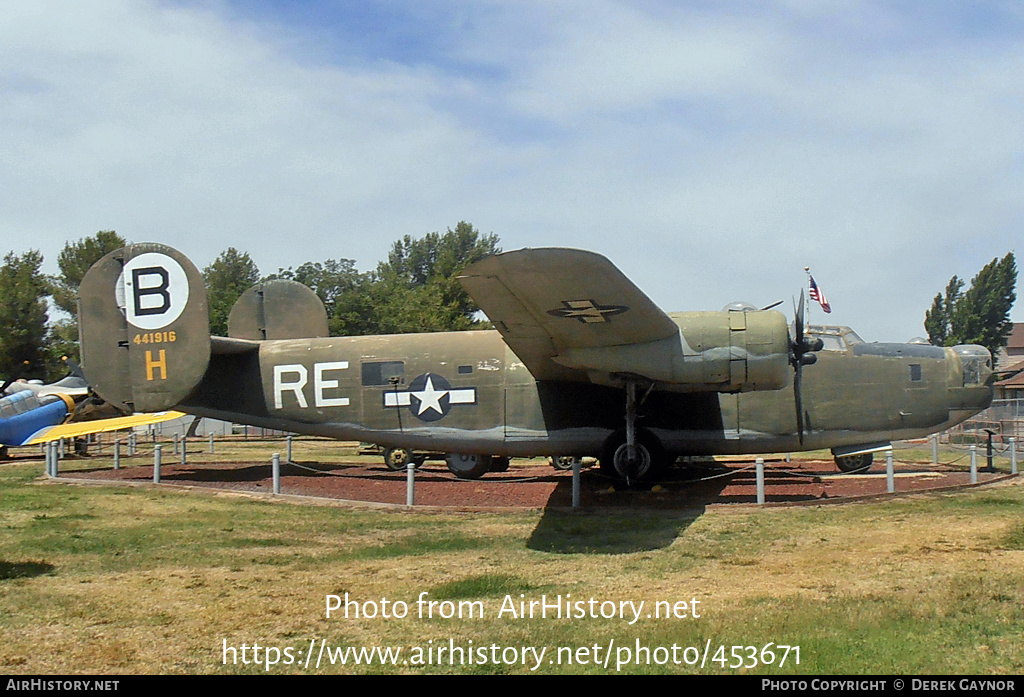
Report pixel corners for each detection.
[56,457,1015,510]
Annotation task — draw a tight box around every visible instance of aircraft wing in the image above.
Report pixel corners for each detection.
[458,248,680,381]
[22,411,186,446]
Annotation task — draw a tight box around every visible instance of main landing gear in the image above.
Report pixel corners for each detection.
[550,455,582,471]
[599,380,668,484]
[834,452,874,473]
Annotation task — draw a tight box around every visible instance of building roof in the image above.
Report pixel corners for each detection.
[1008,323,1024,350]
[995,359,1024,390]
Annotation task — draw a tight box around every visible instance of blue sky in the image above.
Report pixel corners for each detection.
[1,0,1022,340]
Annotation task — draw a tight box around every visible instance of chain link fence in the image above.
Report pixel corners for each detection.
[945,398,1023,444]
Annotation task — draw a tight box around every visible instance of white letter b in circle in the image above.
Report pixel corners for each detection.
[117,253,190,330]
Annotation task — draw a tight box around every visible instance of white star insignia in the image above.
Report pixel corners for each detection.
[411,376,446,416]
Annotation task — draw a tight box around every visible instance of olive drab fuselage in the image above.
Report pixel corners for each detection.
[178,322,992,459]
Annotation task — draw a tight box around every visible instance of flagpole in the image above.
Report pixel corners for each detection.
[804,266,811,326]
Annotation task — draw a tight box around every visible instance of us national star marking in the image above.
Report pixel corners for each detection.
[547,299,629,323]
[383,373,477,422]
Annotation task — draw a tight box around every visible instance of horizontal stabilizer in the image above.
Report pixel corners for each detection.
[211,336,261,355]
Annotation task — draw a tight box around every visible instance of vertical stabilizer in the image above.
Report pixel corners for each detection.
[78,243,211,413]
[227,279,328,340]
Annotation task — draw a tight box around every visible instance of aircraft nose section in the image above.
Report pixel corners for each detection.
[950,344,994,409]
[953,344,993,383]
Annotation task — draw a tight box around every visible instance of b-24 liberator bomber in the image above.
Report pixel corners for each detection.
[76,244,994,482]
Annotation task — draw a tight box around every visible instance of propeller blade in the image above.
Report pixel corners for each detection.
[61,356,87,380]
[794,363,804,446]
[789,290,809,445]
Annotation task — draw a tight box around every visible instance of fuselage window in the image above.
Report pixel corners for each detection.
[361,361,405,386]
[909,364,922,382]
[458,365,473,374]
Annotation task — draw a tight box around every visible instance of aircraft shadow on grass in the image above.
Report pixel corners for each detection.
[526,465,728,554]
[527,459,841,553]
[0,560,54,581]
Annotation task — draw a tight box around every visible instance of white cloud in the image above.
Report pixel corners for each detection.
[0,0,1021,341]
[1,0,487,272]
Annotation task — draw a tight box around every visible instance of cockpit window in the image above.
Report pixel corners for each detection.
[953,345,990,386]
[807,325,855,351]
[842,330,864,345]
[817,335,846,351]
[962,358,981,386]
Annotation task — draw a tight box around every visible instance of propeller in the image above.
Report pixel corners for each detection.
[0,360,31,395]
[61,356,87,380]
[789,291,823,444]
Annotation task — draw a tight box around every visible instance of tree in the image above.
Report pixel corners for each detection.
[923,276,964,348]
[46,231,128,371]
[201,224,498,338]
[203,249,261,336]
[272,259,376,336]
[925,253,1017,360]
[0,251,49,380]
[371,222,501,333]
[50,230,127,317]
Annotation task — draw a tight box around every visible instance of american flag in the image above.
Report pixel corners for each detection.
[808,275,831,313]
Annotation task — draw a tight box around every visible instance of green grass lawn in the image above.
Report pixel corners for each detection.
[1,438,1022,675]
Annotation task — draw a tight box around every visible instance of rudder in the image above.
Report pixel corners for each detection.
[78,243,211,413]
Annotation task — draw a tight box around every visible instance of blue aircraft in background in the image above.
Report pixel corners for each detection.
[0,374,182,456]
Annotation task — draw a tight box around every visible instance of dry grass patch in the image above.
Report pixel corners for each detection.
[2,453,1024,674]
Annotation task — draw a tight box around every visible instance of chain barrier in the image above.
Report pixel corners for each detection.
[58,426,1020,490]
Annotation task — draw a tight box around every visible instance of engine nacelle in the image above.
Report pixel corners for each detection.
[556,309,791,393]
[673,309,791,392]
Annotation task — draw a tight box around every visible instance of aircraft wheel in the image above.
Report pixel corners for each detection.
[446,453,490,480]
[551,456,581,471]
[384,447,422,471]
[835,452,874,473]
[490,456,510,472]
[609,443,654,481]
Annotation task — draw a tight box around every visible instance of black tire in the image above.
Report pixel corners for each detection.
[835,452,874,473]
[384,447,421,471]
[446,453,490,480]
